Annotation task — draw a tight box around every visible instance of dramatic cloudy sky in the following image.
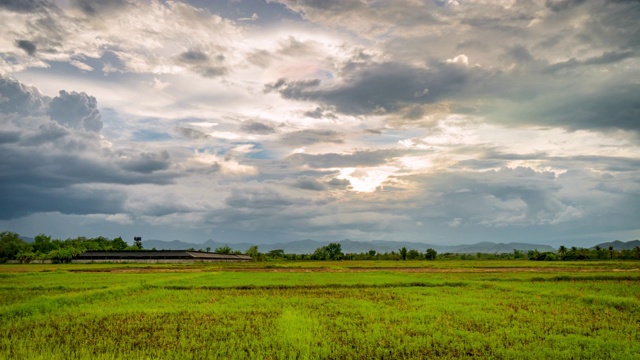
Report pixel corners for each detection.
[1,0,639,247]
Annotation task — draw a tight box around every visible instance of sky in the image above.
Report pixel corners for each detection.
[0,0,639,247]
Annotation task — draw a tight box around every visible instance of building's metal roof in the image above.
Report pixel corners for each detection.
[76,250,253,261]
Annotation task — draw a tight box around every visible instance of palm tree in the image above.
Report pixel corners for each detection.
[558,245,567,258]
[608,246,615,260]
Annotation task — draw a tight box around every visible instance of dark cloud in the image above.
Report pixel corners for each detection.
[264,78,321,97]
[178,50,209,63]
[47,90,103,132]
[21,121,69,146]
[0,78,180,220]
[0,76,47,115]
[72,0,129,15]
[405,167,579,228]
[279,129,343,146]
[545,0,586,12]
[0,0,48,12]
[287,149,411,168]
[506,45,534,62]
[545,51,637,73]
[293,176,327,191]
[265,61,489,115]
[225,187,303,209]
[502,83,640,132]
[0,130,20,144]
[15,40,36,56]
[118,150,171,174]
[177,127,210,139]
[582,51,636,66]
[196,66,227,78]
[0,183,127,219]
[240,121,275,135]
[176,50,228,78]
[0,137,176,220]
[246,49,272,68]
[303,106,335,119]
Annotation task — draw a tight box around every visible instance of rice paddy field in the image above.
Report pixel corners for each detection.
[1,260,639,359]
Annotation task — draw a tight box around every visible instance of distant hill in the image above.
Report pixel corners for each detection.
[592,240,640,250]
[142,239,255,252]
[447,242,555,254]
[142,238,555,254]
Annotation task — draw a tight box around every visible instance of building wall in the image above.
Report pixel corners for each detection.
[73,259,251,263]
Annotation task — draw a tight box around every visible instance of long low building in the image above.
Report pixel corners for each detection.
[76,250,253,263]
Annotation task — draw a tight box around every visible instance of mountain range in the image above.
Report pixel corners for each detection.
[590,240,640,250]
[142,238,558,254]
[17,235,639,253]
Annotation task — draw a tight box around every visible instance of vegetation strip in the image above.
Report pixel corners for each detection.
[156,281,468,291]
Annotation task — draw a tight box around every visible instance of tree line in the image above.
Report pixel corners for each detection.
[2,231,639,263]
[0,231,141,263]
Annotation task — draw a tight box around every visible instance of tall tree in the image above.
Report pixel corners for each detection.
[33,234,57,254]
[133,237,143,250]
[399,247,408,260]
[0,231,31,262]
[326,243,343,260]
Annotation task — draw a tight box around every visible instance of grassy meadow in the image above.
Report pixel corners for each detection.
[1,260,639,359]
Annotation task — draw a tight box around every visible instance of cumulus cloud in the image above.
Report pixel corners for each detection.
[0,77,179,220]
[0,76,47,115]
[47,90,103,132]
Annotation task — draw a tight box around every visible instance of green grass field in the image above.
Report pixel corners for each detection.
[1,260,639,359]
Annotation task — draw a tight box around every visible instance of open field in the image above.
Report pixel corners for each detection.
[1,261,639,359]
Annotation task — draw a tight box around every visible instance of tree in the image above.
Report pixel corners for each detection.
[33,234,56,254]
[245,246,262,261]
[399,247,408,260]
[425,248,437,260]
[557,245,567,259]
[311,243,343,260]
[111,237,128,250]
[206,247,211,253]
[326,243,343,260]
[608,246,615,260]
[312,246,328,260]
[0,231,31,263]
[215,245,232,254]
[267,249,285,258]
[406,249,421,260]
[133,237,143,250]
